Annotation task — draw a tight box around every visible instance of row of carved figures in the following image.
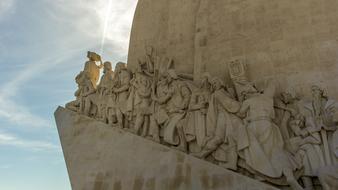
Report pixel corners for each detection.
[66,50,338,190]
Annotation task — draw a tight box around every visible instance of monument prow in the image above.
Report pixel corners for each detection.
[55,106,279,190]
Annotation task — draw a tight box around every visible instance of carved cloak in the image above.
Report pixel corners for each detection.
[205,89,248,161]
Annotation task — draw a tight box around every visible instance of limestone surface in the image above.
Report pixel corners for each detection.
[55,107,279,190]
[128,0,338,98]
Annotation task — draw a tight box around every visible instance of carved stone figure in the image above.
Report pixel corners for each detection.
[305,86,338,190]
[185,73,212,153]
[112,62,131,129]
[192,77,244,171]
[84,51,103,88]
[318,128,338,190]
[66,71,87,112]
[64,48,338,190]
[129,64,152,136]
[66,71,98,117]
[238,82,303,190]
[288,114,323,189]
[274,91,303,140]
[151,69,191,151]
[96,62,114,123]
[304,85,338,167]
[148,72,169,142]
[138,46,155,76]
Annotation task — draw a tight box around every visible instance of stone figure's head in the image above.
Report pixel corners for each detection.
[167,69,178,83]
[87,51,101,62]
[87,51,93,61]
[211,77,224,91]
[103,62,112,73]
[201,72,211,90]
[139,75,148,85]
[281,91,295,104]
[311,85,327,100]
[197,94,206,103]
[158,72,169,85]
[145,45,153,56]
[115,62,126,72]
[229,58,241,65]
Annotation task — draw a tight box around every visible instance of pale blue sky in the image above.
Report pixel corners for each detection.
[0,0,137,189]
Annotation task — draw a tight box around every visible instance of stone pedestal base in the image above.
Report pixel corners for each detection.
[55,107,279,190]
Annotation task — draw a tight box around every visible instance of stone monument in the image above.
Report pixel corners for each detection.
[55,0,338,190]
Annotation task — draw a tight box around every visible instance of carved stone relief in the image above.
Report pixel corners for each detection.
[66,50,338,190]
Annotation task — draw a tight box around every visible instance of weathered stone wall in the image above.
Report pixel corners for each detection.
[55,107,279,190]
[128,0,338,98]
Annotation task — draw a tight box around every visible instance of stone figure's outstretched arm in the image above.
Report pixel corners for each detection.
[156,92,173,104]
[97,63,104,69]
[113,84,130,93]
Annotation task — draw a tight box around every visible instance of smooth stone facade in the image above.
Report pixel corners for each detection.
[55,107,279,190]
[128,0,338,98]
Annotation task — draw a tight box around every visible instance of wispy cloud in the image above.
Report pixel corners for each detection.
[0,164,11,169]
[44,0,137,55]
[0,0,138,129]
[0,0,15,20]
[0,130,59,151]
[0,50,85,128]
